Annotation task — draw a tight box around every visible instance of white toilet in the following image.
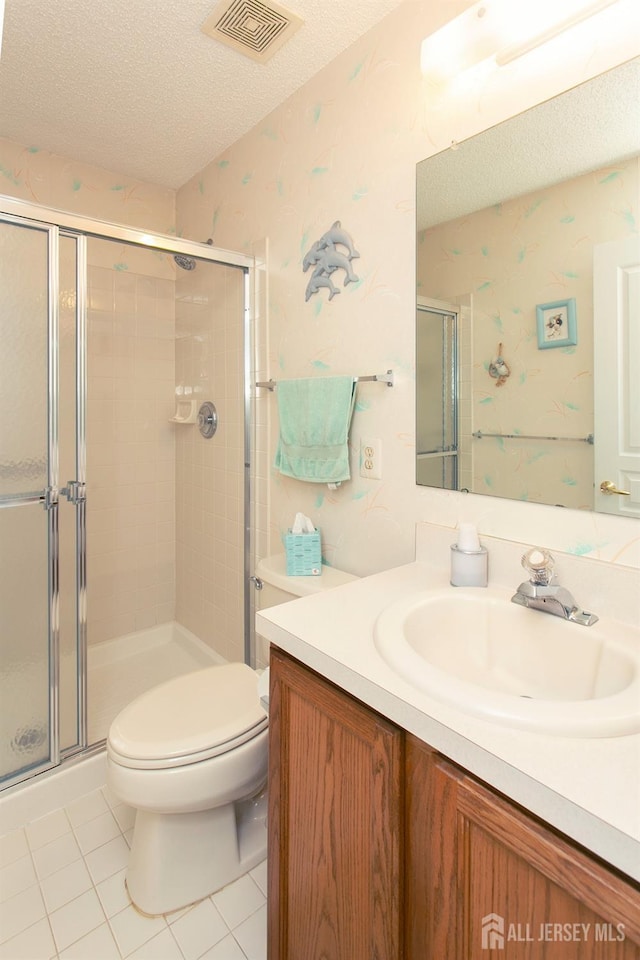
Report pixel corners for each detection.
[106,555,357,916]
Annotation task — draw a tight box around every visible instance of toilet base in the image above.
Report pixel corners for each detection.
[125,789,268,916]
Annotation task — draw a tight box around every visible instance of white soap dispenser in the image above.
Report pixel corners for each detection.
[450,523,488,587]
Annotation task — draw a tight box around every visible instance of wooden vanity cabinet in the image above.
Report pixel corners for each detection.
[267,646,403,960]
[406,735,640,960]
[269,649,640,960]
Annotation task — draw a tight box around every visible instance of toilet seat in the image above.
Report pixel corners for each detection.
[107,662,267,770]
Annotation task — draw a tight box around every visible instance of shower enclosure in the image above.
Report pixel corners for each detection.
[0,197,255,792]
[416,298,459,489]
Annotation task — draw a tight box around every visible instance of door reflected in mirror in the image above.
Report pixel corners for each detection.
[416,58,640,517]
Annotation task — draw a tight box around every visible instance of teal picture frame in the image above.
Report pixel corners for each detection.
[536,298,577,349]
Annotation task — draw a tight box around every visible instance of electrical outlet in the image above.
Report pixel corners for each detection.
[360,438,382,479]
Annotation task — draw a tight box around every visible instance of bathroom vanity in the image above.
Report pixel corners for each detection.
[268,649,639,959]
[258,524,640,959]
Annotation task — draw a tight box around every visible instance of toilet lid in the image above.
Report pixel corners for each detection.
[107,662,267,765]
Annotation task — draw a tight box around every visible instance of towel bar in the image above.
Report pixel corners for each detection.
[255,370,394,391]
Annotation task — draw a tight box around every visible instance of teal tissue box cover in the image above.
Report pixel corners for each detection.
[285,529,322,576]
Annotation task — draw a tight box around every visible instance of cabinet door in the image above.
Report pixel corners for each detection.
[268,648,403,960]
[406,735,640,959]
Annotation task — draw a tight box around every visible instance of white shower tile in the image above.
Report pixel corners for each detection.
[40,858,93,914]
[32,831,82,880]
[49,888,105,953]
[0,854,37,904]
[169,898,229,960]
[108,902,167,957]
[0,917,56,960]
[58,921,120,959]
[25,808,71,851]
[212,875,265,930]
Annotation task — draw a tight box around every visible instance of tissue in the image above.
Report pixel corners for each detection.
[291,512,316,534]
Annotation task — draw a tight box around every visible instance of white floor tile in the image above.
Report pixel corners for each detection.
[25,809,71,851]
[84,835,129,885]
[58,920,121,959]
[233,904,267,960]
[95,868,131,918]
[248,860,267,897]
[65,790,110,829]
[202,933,248,960]
[1,781,267,960]
[49,887,106,953]
[169,898,229,960]
[32,831,82,881]
[73,810,121,855]
[0,828,28,867]
[39,858,93,914]
[212,875,265,930]
[0,884,47,944]
[0,916,56,960]
[128,927,184,959]
[110,802,136,835]
[108,902,167,957]
[0,854,38,904]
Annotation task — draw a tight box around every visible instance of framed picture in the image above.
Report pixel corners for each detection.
[536,298,577,349]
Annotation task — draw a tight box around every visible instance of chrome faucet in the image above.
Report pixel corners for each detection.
[511,548,598,626]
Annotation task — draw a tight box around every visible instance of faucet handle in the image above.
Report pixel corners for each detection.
[521,547,555,585]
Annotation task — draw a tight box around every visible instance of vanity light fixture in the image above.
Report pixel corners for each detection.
[421,0,621,84]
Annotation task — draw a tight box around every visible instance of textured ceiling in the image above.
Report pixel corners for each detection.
[417,57,640,231]
[0,0,405,189]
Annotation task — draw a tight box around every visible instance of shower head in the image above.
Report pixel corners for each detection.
[174,254,196,271]
[172,240,214,271]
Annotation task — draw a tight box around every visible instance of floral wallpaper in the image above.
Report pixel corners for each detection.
[0,139,175,232]
[417,156,639,509]
[1,0,638,574]
[176,3,640,571]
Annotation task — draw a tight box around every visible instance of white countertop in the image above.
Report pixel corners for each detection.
[257,556,640,882]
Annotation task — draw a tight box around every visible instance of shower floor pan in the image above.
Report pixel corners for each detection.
[88,622,223,744]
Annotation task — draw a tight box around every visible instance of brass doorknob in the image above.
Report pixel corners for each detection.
[600,480,631,496]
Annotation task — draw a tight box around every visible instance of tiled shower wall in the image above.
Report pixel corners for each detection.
[174,261,246,663]
[86,243,177,645]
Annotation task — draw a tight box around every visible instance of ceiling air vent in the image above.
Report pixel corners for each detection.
[201,0,303,64]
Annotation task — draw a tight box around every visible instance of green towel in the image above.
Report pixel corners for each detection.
[274,376,356,483]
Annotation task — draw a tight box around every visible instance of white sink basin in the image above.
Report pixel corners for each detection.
[373,588,640,737]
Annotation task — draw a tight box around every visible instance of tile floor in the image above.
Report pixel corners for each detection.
[0,785,267,960]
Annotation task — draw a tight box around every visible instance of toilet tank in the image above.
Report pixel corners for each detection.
[254,554,358,666]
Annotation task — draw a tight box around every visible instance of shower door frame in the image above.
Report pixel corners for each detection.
[416,295,459,489]
[0,194,255,790]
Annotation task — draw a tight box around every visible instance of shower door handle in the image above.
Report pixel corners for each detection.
[61,480,86,504]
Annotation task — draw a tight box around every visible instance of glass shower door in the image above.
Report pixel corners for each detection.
[0,215,59,786]
[416,302,459,489]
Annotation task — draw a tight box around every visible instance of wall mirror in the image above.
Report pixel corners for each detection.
[416,57,640,517]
